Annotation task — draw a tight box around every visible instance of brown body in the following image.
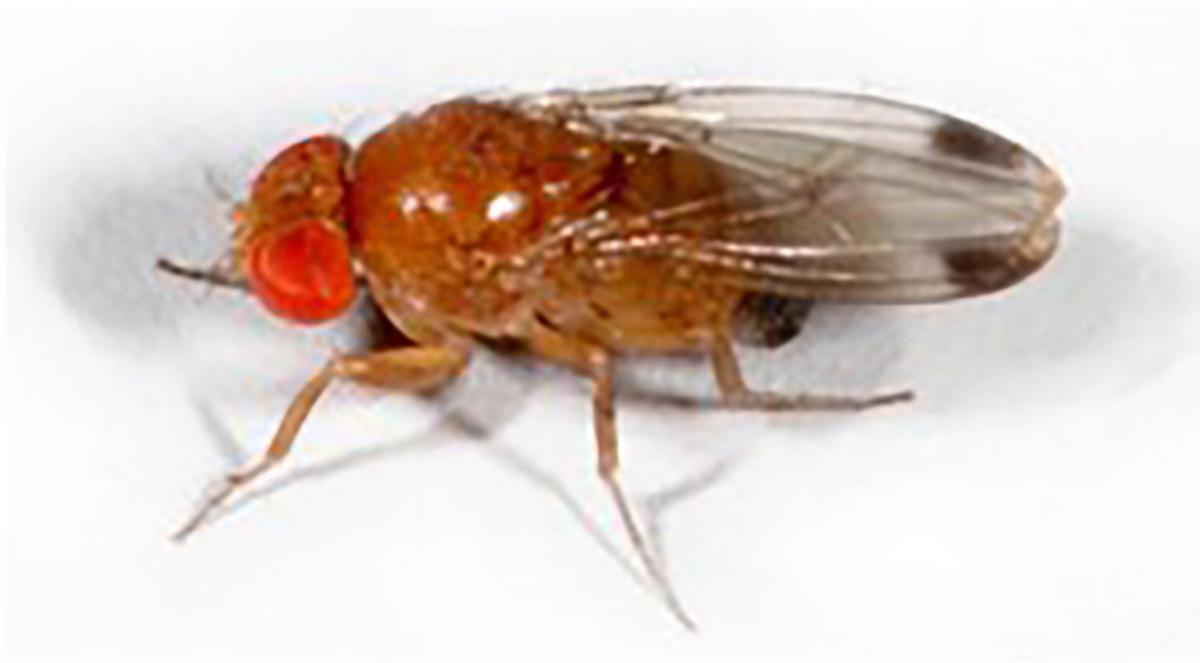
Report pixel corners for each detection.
[166,86,1064,629]
[351,100,741,355]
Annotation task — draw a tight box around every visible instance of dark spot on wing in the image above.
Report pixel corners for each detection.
[943,248,1020,293]
[732,294,813,349]
[931,118,1021,168]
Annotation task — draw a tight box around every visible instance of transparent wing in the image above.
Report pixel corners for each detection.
[509,85,1066,303]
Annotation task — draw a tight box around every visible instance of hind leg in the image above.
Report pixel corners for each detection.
[709,332,913,412]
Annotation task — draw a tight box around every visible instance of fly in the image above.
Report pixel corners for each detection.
[160,85,1066,629]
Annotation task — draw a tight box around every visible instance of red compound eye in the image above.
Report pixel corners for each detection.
[244,219,357,324]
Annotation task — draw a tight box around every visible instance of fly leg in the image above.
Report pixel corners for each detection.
[591,350,697,630]
[173,344,469,542]
[709,332,912,411]
[527,320,696,628]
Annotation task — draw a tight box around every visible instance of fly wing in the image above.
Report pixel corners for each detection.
[509,85,1065,303]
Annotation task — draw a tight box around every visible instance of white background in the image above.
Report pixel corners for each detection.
[5,7,1200,662]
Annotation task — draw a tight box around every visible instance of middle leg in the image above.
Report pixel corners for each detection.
[529,320,697,628]
[589,350,697,630]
